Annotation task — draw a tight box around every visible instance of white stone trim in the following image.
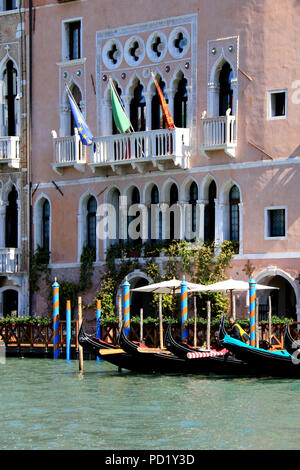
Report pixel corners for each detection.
[264,206,288,240]
[267,89,288,120]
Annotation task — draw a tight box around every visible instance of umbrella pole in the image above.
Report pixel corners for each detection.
[206,300,211,349]
[268,295,272,343]
[193,295,197,347]
[172,287,175,319]
[159,294,163,349]
[230,290,233,317]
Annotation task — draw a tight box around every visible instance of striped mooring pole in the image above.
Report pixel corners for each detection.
[181,278,188,342]
[96,299,102,362]
[66,300,71,361]
[52,278,60,359]
[249,278,256,347]
[123,277,130,337]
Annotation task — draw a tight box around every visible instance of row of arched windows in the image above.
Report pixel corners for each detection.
[35,179,241,259]
[67,71,188,137]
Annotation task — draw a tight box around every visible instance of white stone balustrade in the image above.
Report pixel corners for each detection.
[90,127,190,174]
[52,130,86,174]
[200,114,237,158]
[0,248,22,274]
[0,136,21,168]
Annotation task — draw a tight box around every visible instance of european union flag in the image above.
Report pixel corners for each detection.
[67,87,93,146]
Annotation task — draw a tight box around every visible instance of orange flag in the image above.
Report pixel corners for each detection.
[151,73,175,131]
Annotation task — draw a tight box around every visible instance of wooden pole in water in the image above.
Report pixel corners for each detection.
[268,295,272,343]
[207,300,211,349]
[255,298,259,348]
[158,294,163,350]
[78,296,83,371]
[140,307,143,343]
[66,300,71,361]
[193,295,197,347]
[96,299,101,362]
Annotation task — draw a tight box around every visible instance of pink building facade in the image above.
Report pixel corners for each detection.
[25,0,300,320]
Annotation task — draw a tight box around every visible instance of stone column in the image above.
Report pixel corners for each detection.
[0,202,7,247]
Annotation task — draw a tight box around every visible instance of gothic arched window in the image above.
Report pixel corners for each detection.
[169,183,178,240]
[70,85,82,136]
[204,181,216,242]
[189,182,198,241]
[229,185,240,241]
[5,186,18,248]
[3,60,17,136]
[130,82,146,132]
[174,74,187,128]
[219,62,233,116]
[42,200,50,250]
[87,196,97,251]
[151,78,168,130]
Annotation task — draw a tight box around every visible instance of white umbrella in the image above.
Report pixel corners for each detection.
[131,278,207,294]
[193,279,279,293]
[192,278,278,316]
[131,278,207,348]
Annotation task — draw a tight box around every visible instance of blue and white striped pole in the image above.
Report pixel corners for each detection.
[96,299,101,362]
[66,300,71,361]
[52,278,60,359]
[123,278,130,337]
[249,278,256,347]
[181,278,188,342]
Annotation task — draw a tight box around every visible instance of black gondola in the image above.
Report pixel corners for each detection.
[283,323,300,356]
[78,322,142,372]
[218,315,300,378]
[78,321,195,373]
[164,321,254,376]
[118,326,203,373]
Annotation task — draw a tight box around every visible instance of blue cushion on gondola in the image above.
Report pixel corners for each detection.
[223,334,293,358]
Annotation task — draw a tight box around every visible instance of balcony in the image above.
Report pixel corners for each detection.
[90,127,190,175]
[51,130,86,174]
[0,137,21,169]
[0,248,22,274]
[200,114,237,158]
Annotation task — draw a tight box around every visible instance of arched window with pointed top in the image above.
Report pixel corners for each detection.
[5,185,18,248]
[130,81,146,132]
[189,182,198,241]
[204,181,216,242]
[42,199,50,250]
[112,82,123,135]
[174,73,188,128]
[69,84,82,136]
[151,77,168,130]
[3,60,17,136]
[169,183,178,241]
[87,196,97,252]
[127,187,141,243]
[229,185,240,242]
[219,62,233,116]
[148,184,162,243]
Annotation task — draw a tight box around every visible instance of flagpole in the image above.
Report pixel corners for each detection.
[109,77,145,157]
[150,72,176,130]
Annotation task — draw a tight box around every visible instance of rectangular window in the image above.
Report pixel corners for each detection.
[5,0,17,10]
[62,19,82,61]
[268,90,287,119]
[69,21,81,60]
[265,208,287,238]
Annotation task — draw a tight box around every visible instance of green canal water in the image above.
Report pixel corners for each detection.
[0,357,299,450]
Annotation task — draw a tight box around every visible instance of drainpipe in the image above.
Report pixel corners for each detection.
[27,0,33,315]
